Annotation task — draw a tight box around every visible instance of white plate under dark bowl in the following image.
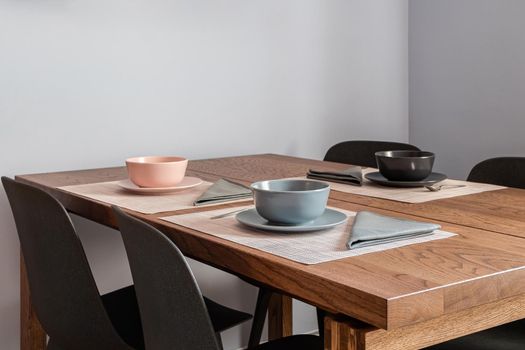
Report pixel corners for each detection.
[236,208,348,233]
[365,172,447,188]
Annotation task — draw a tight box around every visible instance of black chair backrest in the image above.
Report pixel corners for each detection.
[324,140,420,168]
[467,157,525,189]
[113,206,220,350]
[1,177,131,350]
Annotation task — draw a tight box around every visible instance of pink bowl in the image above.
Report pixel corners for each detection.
[125,156,188,188]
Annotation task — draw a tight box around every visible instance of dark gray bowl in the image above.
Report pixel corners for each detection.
[250,179,330,225]
[375,150,435,181]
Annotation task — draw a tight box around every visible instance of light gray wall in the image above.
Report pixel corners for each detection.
[0,1,408,349]
[409,0,525,179]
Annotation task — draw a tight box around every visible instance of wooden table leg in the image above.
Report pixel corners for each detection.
[267,294,293,340]
[325,314,360,350]
[324,313,376,350]
[323,292,525,350]
[20,253,46,350]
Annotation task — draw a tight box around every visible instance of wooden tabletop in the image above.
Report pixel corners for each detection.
[16,154,525,333]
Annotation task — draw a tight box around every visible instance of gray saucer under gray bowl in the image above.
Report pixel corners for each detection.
[236,208,347,232]
[365,172,447,188]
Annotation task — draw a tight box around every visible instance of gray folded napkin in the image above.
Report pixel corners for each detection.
[347,211,441,249]
[193,179,252,206]
[307,166,362,186]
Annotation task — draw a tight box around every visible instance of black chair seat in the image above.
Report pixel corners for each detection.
[102,285,253,349]
[425,319,525,350]
[254,335,322,350]
[101,286,144,350]
[204,296,253,333]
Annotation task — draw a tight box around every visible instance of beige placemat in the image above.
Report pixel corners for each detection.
[161,206,456,265]
[301,168,506,203]
[58,180,252,214]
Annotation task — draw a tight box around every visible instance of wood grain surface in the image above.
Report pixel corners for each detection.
[15,154,525,349]
[325,292,525,350]
[187,154,525,238]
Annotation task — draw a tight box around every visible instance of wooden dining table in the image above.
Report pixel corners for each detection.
[15,153,525,350]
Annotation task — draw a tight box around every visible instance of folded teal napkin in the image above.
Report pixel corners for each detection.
[307,166,362,186]
[347,211,441,249]
[193,179,252,206]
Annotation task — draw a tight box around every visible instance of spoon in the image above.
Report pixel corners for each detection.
[425,184,466,192]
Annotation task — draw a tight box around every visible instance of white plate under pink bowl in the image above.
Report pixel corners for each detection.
[117,177,203,195]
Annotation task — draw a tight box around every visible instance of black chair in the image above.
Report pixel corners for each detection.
[2,177,252,350]
[113,206,322,350]
[424,157,525,350]
[467,157,525,189]
[324,140,420,168]
[2,177,141,350]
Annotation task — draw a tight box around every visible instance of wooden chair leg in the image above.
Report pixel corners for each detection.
[247,288,273,349]
[20,253,47,350]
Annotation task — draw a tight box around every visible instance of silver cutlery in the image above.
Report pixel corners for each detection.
[425,184,466,192]
[210,208,247,220]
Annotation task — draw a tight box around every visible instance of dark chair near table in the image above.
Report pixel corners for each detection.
[113,206,322,350]
[467,157,525,189]
[424,157,525,350]
[2,177,142,350]
[1,177,252,350]
[324,140,420,168]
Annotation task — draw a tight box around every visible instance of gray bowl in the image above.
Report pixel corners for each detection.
[250,179,330,225]
[375,150,435,181]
